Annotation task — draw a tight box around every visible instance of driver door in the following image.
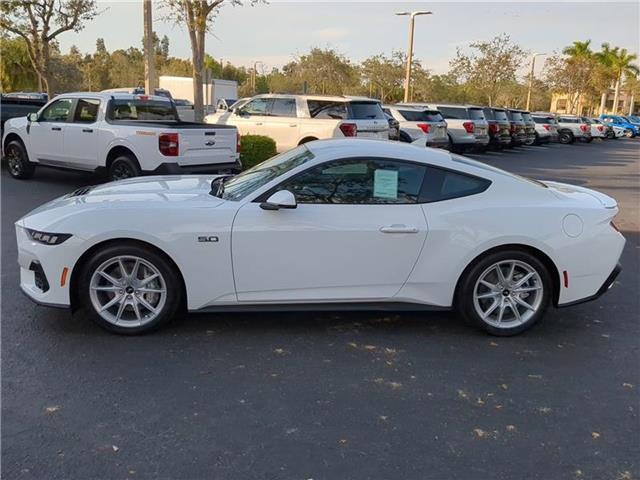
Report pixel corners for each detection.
[233,97,272,138]
[28,98,74,164]
[231,157,429,303]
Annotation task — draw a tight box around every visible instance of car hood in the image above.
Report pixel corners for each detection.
[18,175,228,229]
[542,181,617,208]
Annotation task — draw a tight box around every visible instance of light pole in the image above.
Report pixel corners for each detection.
[526,53,546,111]
[143,0,156,94]
[396,11,432,103]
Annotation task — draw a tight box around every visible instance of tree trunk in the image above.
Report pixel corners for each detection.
[612,75,621,114]
[629,94,635,116]
[598,91,607,115]
[40,39,51,97]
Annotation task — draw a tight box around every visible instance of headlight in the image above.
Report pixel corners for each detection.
[25,228,72,245]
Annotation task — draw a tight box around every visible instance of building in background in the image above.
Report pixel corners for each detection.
[550,88,637,116]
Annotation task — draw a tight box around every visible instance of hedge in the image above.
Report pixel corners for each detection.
[240,135,277,170]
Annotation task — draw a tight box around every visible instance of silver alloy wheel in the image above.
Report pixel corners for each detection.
[89,255,167,328]
[473,260,544,329]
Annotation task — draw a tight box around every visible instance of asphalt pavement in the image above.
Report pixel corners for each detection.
[2,139,639,480]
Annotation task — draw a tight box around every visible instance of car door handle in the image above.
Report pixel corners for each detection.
[82,128,93,133]
[255,122,263,126]
[51,127,62,131]
[289,124,297,127]
[379,225,419,234]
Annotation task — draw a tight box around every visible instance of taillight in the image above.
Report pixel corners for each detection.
[580,124,589,132]
[510,124,515,133]
[463,121,475,134]
[543,124,550,131]
[159,133,179,156]
[417,123,430,134]
[339,123,357,137]
[488,123,498,134]
[597,125,604,132]
[236,133,241,153]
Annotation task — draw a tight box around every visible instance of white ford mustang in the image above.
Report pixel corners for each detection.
[16,139,624,335]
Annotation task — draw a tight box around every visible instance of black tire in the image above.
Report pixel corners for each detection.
[78,242,183,335]
[399,131,413,143]
[623,129,634,138]
[4,139,35,179]
[558,131,574,144]
[581,137,593,143]
[109,154,141,181]
[606,130,615,139]
[456,249,552,336]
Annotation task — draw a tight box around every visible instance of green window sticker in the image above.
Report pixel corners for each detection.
[373,169,398,199]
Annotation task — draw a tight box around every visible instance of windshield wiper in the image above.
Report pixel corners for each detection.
[209,175,234,198]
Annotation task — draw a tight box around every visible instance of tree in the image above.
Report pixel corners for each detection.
[0,0,98,95]
[0,36,39,91]
[608,48,639,113]
[284,47,359,95]
[162,0,255,121]
[449,34,526,106]
[361,52,408,102]
[83,38,112,91]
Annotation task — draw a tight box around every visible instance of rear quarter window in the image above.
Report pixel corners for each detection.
[419,166,491,203]
[307,100,348,119]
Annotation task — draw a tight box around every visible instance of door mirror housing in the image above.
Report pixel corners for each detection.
[260,190,297,210]
[27,112,38,122]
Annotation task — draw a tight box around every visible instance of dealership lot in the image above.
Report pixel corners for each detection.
[2,140,639,479]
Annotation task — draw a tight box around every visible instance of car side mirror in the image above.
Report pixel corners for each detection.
[260,190,297,211]
[27,112,38,122]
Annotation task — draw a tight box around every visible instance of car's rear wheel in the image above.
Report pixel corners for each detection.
[558,131,574,144]
[5,140,35,179]
[79,243,182,335]
[457,250,552,336]
[109,155,141,181]
[623,129,634,138]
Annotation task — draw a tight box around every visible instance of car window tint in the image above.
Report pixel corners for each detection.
[39,98,73,122]
[483,108,496,120]
[307,100,348,119]
[73,98,100,123]
[419,166,491,202]
[243,98,272,115]
[437,106,467,119]
[348,101,385,120]
[509,111,524,122]
[270,98,296,117]
[278,158,426,204]
[399,110,444,122]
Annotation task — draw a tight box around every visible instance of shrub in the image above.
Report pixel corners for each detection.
[239,135,277,170]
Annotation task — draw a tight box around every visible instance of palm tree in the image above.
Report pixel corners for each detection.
[562,40,594,113]
[594,43,618,115]
[609,49,639,113]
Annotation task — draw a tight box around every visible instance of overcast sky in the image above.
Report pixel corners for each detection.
[58,1,640,76]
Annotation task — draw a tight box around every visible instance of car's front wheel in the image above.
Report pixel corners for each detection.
[79,243,183,334]
[457,250,552,336]
[5,140,35,179]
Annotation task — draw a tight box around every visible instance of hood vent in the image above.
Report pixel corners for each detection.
[67,185,95,197]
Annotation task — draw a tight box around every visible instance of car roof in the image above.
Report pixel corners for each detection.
[55,92,171,102]
[253,93,379,103]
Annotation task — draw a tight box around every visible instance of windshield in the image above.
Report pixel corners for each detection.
[219,146,315,201]
[107,99,178,121]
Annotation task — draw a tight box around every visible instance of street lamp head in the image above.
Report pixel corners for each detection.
[396,10,433,16]
[395,11,410,15]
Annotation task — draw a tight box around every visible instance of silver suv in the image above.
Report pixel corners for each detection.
[520,111,537,146]
[382,105,448,148]
[403,103,489,153]
[531,113,559,144]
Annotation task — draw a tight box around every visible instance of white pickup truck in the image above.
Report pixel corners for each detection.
[2,92,240,181]
[205,94,389,153]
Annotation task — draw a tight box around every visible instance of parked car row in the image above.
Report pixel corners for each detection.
[2,90,636,183]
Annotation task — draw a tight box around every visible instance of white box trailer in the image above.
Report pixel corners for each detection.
[158,76,238,107]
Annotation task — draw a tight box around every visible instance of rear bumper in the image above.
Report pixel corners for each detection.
[148,159,242,174]
[558,263,622,308]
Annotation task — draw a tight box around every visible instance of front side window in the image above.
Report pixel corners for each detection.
[242,98,272,116]
[39,98,73,122]
[307,100,348,119]
[275,158,427,205]
[73,98,100,123]
[269,98,297,117]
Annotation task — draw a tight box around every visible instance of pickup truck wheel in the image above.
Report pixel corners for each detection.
[109,155,141,181]
[5,140,35,179]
